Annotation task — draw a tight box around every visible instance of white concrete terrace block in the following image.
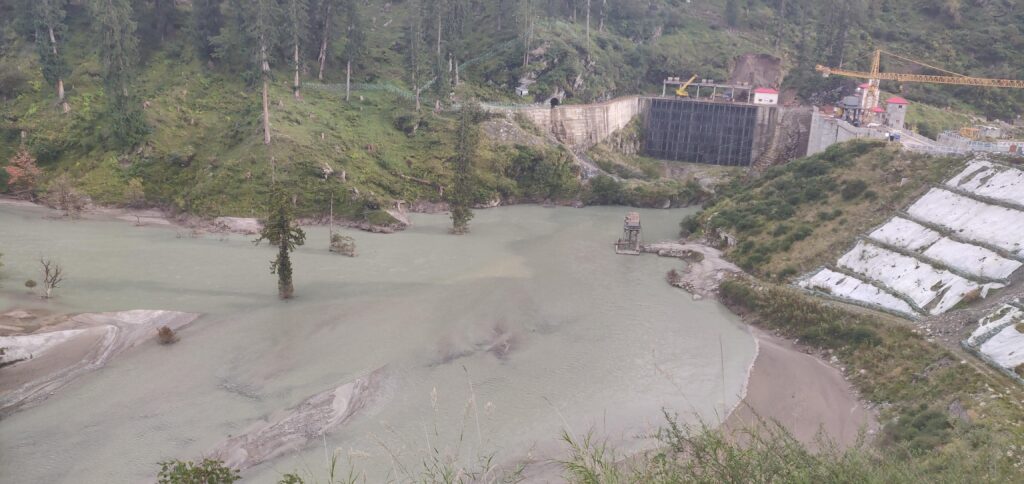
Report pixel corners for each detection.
[969,304,1024,346]
[946,159,1024,208]
[799,268,918,316]
[907,188,1024,257]
[922,238,1022,280]
[980,324,1024,370]
[868,217,941,251]
[837,240,995,315]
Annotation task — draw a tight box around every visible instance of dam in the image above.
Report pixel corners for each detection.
[487,94,810,168]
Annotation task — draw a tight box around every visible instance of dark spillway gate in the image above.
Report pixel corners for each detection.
[642,98,772,167]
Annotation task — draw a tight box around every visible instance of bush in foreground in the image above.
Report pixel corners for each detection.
[157,459,239,484]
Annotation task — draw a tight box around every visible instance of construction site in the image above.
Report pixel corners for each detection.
[497,49,1024,172]
[808,50,1024,156]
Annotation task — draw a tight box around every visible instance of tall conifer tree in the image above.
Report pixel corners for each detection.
[34,0,70,113]
[89,0,147,146]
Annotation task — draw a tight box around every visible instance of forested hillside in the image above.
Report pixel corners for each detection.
[0,0,1022,220]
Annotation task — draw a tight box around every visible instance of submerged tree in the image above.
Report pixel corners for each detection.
[255,191,306,299]
[39,258,64,299]
[446,101,483,234]
[34,0,70,113]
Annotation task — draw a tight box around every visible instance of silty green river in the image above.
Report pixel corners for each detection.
[0,202,755,483]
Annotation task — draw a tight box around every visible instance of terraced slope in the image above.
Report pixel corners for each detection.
[800,158,1024,318]
[965,301,1024,380]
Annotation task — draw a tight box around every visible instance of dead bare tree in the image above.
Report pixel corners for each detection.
[39,258,64,299]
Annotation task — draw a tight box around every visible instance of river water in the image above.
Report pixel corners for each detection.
[0,203,755,483]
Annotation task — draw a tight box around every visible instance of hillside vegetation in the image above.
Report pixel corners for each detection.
[690,141,966,279]
[1,1,1022,220]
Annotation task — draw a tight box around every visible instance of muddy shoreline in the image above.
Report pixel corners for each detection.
[644,239,878,448]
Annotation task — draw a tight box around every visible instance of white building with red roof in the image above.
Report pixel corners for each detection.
[886,96,910,130]
[752,87,779,105]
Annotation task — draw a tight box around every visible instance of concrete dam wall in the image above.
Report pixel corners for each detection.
[486,96,642,150]
[487,96,807,168]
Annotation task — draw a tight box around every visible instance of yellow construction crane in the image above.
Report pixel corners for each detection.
[816,49,1024,110]
[675,74,698,97]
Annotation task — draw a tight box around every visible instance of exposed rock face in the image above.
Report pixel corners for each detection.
[208,368,386,471]
[0,310,200,415]
[729,53,784,88]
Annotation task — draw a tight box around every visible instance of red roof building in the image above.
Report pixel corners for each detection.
[886,96,910,105]
[870,106,885,113]
[753,87,779,94]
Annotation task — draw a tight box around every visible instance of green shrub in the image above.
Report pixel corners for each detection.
[841,179,869,200]
[884,405,953,452]
[771,223,792,237]
[584,175,624,205]
[718,278,760,311]
[792,224,813,241]
[156,459,240,484]
[0,61,27,98]
[679,214,701,238]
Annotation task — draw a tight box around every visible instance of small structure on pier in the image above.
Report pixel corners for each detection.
[615,212,643,255]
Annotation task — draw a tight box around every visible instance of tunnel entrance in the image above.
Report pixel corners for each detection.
[549,98,560,108]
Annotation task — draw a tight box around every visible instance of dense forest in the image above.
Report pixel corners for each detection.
[1,0,1022,220]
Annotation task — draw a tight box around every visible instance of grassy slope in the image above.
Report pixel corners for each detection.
[676,141,1024,481]
[2,0,1019,220]
[696,141,966,279]
[709,280,1024,482]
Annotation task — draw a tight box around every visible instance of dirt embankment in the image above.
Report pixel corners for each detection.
[725,329,878,449]
[642,240,877,448]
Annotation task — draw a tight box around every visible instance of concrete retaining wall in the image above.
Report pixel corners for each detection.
[806,110,887,156]
[485,96,642,150]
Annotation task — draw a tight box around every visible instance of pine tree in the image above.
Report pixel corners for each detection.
[33,0,70,113]
[315,0,341,81]
[446,101,482,234]
[725,0,740,27]
[89,0,148,147]
[192,0,224,60]
[342,1,365,101]
[256,190,306,299]
[242,0,283,144]
[404,0,425,111]
[517,0,534,68]
[286,0,310,100]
